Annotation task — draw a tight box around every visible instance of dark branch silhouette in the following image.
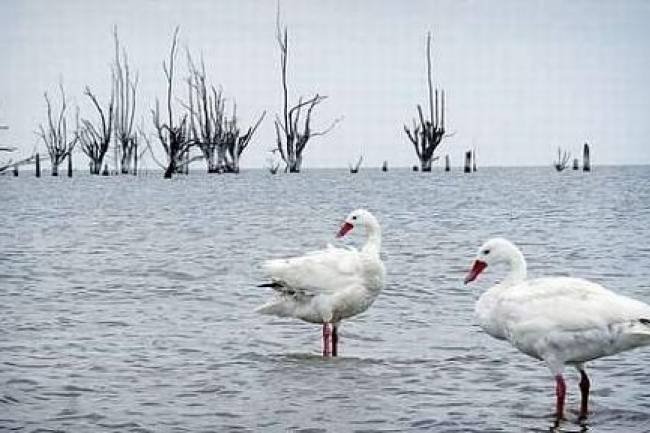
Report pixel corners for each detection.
[78,87,114,174]
[37,83,78,176]
[151,27,193,179]
[554,147,571,172]
[112,27,139,174]
[404,32,446,172]
[273,4,340,173]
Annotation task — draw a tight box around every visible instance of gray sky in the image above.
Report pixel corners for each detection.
[2,0,650,168]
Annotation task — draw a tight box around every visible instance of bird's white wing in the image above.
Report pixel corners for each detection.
[262,245,364,295]
[500,277,650,337]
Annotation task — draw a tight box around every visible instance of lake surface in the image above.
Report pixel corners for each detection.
[2,166,650,433]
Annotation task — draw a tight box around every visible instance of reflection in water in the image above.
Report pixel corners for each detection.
[1,167,650,432]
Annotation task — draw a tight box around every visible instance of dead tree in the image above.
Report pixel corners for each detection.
[464,151,471,173]
[0,142,36,175]
[349,155,363,174]
[37,84,78,176]
[554,147,571,172]
[185,56,265,174]
[274,7,340,173]
[151,27,193,179]
[222,107,266,173]
[186,55,224,173]
[404,32,446,172]
[112,28,139,174]
[78,87,114,174]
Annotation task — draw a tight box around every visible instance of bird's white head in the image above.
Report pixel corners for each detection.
[464,237,522,284]
[336,209,377,238]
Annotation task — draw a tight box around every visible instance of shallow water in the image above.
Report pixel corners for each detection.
[1,166,650,432]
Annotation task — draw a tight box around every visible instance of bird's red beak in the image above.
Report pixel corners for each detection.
[336,222,354,238]
[464,260,487,284]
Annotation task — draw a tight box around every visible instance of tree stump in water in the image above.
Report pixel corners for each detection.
[35,153,40,177]
[12,165,18,176]
[583,142,590,172]
[464,151,472,173]
[67,153,73,177]
[445,154,450,172]
[573,158,579,170]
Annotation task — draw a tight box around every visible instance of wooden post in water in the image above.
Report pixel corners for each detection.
[101,164,109,176]
[472,151,477,172]
[464,151,472,173]
[445,154,450,172]
[412,165,419,172]
[35,153,41,177]
[13,164,18,176]
[381,160,388,172]
[582,142,590,172]
[572,158,579,170]
[67,152,73,177]
[133,147,138,176]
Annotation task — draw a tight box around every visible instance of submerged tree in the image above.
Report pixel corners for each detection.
[37,83,79,176]
[404,32,446,172]
[185,55,265,173]
[273,7,340,173]
[554,147,571,172]
[0,129,35,174]
[349,155,363,174]
[151,27,193,179]
[78,87,114,174]
[112,27,139,175]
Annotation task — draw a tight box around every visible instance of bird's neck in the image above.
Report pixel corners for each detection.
[503,250,527,286]
[361,223,381,256]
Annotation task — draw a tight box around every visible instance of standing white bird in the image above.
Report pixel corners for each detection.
[464,238,650,420]
[256,209,385,357]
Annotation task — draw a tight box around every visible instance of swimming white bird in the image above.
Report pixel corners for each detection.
[464,238,650,420]
[256,209,385,357]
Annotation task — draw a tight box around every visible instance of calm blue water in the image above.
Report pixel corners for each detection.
[1,166,650,432]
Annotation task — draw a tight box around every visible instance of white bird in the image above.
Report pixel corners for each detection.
[256,209,385,357]
[464,238,650,420]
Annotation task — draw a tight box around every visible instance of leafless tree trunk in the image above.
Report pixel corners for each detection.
[38,83,78,176]
[151,27,192,179]
[349,155,363,174]
[0,145,36,175]
[583,142,591,172]
[78,87,114,174]
[186,53,266,174]
[223,107,266,173]
[274,6,340,173]
[464,150,472,173]
[186,55,223,173]
[404,32,447,172]
[113,27,139,175]
[554,147,571,172]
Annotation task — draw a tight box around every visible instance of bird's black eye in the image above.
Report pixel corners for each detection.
[352,216,357,220]
[483,249,490,255]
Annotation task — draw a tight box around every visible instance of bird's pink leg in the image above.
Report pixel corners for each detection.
[332,324,339,357]
[322,323,332,357]
[579,369,590,419]
[555,375,566,420]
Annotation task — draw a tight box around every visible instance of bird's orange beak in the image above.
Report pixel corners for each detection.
[336,222,354,238]
[464,260,487,284]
